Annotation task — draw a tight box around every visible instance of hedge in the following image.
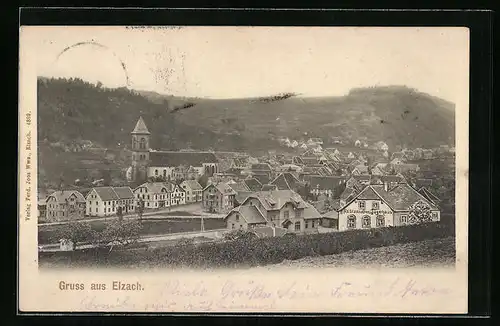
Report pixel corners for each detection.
[39,220,455,269]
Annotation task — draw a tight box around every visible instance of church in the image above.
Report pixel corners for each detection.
[127,117,220,183]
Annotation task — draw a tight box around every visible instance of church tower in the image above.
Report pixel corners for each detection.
[131,116,151,183]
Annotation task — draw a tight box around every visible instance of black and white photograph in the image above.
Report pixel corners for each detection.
[18,25,469,313]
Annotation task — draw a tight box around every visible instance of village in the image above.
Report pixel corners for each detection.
[37,116,455,252]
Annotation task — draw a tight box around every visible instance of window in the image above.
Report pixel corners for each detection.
[372,201,380,210]
[347,215,356,229]
[305,220,309,228]
[284,211,289,219]
[401,215,408,223]
[376,216,385,227]
[432,212,438,219]
[232,223,235,229]
[312,220,316,228]
[362,216,371,228]
[295,210,301,218]
[155,169,158,176]
[140,137,146,149]
[294,221,301,231]
[358,201,366,210]
[235,214,239,222]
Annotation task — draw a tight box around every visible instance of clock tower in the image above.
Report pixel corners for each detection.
[131,116,150,183]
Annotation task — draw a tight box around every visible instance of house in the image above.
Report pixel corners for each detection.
[308,176,347,198]
[351,164,369,175]
[227,180,251,193]
[354,140,362,147]
[46,190,86,222]
[224,190,322,234]
[391,151,406,161]
[148,151,220,179]
[307,138,323,146]
[392,163,420,174]
[321,208,340,229]
[86,187,134,217]
[261,184,278,191]
[422,149,434,160]
[133,182,170,210]
[169,183,186,206]
[374,141,389,152]
[244,177,263,192]
[336,183,440,232]
[290,140,299,148]
[38,199,47,221]
[269,172,303,192]
[180,180,203,203]
[202,183,237,213]
[172,165,200,181]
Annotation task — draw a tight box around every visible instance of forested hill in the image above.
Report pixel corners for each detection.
[37,77,455,152]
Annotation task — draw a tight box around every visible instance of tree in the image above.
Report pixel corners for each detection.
[55,221,96,250]
[136,198,145,222]
[408,201,433,223]
[117,206,123,222]
[98,219,142,250]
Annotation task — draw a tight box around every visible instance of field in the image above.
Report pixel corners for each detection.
[38,218,226,245]
[255,237,456,270]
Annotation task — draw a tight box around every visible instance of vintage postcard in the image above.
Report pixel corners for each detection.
[18,26,469,313]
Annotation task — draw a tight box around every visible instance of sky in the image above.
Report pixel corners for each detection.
[21,26,469,103]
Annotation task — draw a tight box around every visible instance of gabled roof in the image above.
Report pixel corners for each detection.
[135,182,168,194]
[113,186,134,199]
[270,172,302,191]
[235,191,254,204]
[131,116,150,135]
[308,176,347,190]
[243,190,308,211]
[302,203,323,220]
[252,173,270,185]
[92,187,120,201]
[244,177,263,192]
[48,190,86,203]
[228,181,251,193]
[251,163,272,171]
[370,184,439,211]
[214,183,237,195]
[150,151,218,167]
[181,180,203,191]
[261,184,278,191]
[225,205,267,224]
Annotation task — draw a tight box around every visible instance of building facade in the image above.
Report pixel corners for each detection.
[180,180,203,203]
[86,186,135,217]
[46,190,86,222]
[202,183,236,213]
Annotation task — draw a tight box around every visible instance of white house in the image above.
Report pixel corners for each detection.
[133,182,171,210]
[85,186,135,217]
[337,183,440,232]
[180,180,203,203]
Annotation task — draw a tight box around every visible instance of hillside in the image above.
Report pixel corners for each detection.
[37,78,455,189]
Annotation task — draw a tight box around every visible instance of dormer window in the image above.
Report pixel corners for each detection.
[358,201,366,210]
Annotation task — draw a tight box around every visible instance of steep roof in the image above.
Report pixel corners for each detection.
[370,184,439,211]
[244,178,263,192]
[48,190,86,203]
[215,183,237,196]
[251,163,272,171]
[228,181,251,193]
[150,151,218,167]
[136,182,168,194]
[252,173,270,185]
[270,172,302,191]
[302,203,323,220]
[228,205,267,224]
[92,187,120,201]
[261,184,278,191]
[131,116,150,135]
[235,191,254,204]
[244,189,308,211]
[308,176,347,190]
[182,180,203,191]
[113,186,134,199]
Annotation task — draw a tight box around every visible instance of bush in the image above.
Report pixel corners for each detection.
[40,221,455,269]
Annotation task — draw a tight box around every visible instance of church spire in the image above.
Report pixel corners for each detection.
[131,116,150,135]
